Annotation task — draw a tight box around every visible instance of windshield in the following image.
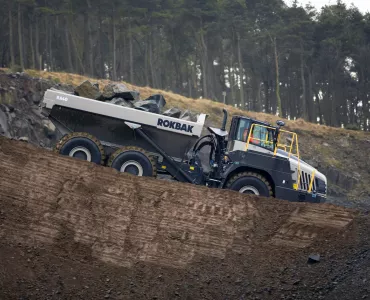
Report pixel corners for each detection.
[250,125,275,151]
[236,119,275,151]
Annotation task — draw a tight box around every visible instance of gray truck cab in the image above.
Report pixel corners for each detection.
[219,115,327,202]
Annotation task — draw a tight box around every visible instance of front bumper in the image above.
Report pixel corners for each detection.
[275,187,326,203]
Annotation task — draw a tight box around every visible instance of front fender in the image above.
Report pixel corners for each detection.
[221,150,294,191]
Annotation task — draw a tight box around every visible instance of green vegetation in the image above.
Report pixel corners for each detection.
[0,0,369,132]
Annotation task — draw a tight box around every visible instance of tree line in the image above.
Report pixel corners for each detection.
[1,0,369,131]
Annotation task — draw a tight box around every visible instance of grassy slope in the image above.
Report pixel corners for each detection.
[5,69,370,200]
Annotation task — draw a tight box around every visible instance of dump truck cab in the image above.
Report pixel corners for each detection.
[216,115,327,203]
[227,115,276,154]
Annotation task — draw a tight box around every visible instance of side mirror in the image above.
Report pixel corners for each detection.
[277,120,285,127]
[221,109,228,131]
[274,121,285,145]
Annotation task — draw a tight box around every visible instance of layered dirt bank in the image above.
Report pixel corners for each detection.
[0,136,369,299]
[1,69,370,201]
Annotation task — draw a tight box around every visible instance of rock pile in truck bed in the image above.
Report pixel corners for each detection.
[73,80,199,121]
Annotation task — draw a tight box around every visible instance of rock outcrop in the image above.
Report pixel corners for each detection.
[0,72,73,148]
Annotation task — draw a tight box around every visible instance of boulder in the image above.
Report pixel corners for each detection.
[107,98,134,108]
[0,109,10,138]
[180,110,198,122]
[307,254,320,264]
[134,94,167,114]
[123,90,140,101]
[75,80,102,100]
[145,94,166,110]
[42,120,56,138]
[18,98,29,111]
[0,104,9,113]
[18,136,29,142]
[102,83,140,101]
[31,91,42,104]
[163,108,182,118]
[102,83,127,99]
[134,100,161,114]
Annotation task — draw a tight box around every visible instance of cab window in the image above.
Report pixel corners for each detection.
[235,119,275,151]
[249,125,275,151]
[236,119,251,142]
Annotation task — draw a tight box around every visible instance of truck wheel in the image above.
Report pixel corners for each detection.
[108,146,157,177]
[226,172,273,197]
[55,132,105,165]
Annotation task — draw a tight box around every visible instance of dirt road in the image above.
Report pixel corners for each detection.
[0,136,369,299]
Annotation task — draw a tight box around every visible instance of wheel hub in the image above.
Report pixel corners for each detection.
[120,160,144,176]
[239,186,260,195]
[69,147,92,162]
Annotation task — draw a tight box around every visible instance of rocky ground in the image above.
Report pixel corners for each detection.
[1,236,368,300]
[0,70,369,300]
[325,195,370,212]
[0,137,369,300]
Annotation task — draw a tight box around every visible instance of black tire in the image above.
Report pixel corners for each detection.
[226,172,273,197]
[107,146,157,177]
[54,132,105,165]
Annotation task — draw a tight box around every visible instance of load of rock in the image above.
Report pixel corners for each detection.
[74,80,198,121]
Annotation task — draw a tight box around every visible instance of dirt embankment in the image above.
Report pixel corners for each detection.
[0,136,369,300]
[1,69,370,202]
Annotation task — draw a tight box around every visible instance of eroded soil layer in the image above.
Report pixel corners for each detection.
[0,137,369,300]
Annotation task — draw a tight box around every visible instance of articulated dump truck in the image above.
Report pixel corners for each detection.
[41,89,327,203]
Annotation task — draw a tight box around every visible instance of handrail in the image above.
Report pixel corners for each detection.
[308,170,316,193]
[244,124,302,191]
[294,133,300,191]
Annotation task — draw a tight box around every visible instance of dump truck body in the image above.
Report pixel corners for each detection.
[42,89,206,160]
